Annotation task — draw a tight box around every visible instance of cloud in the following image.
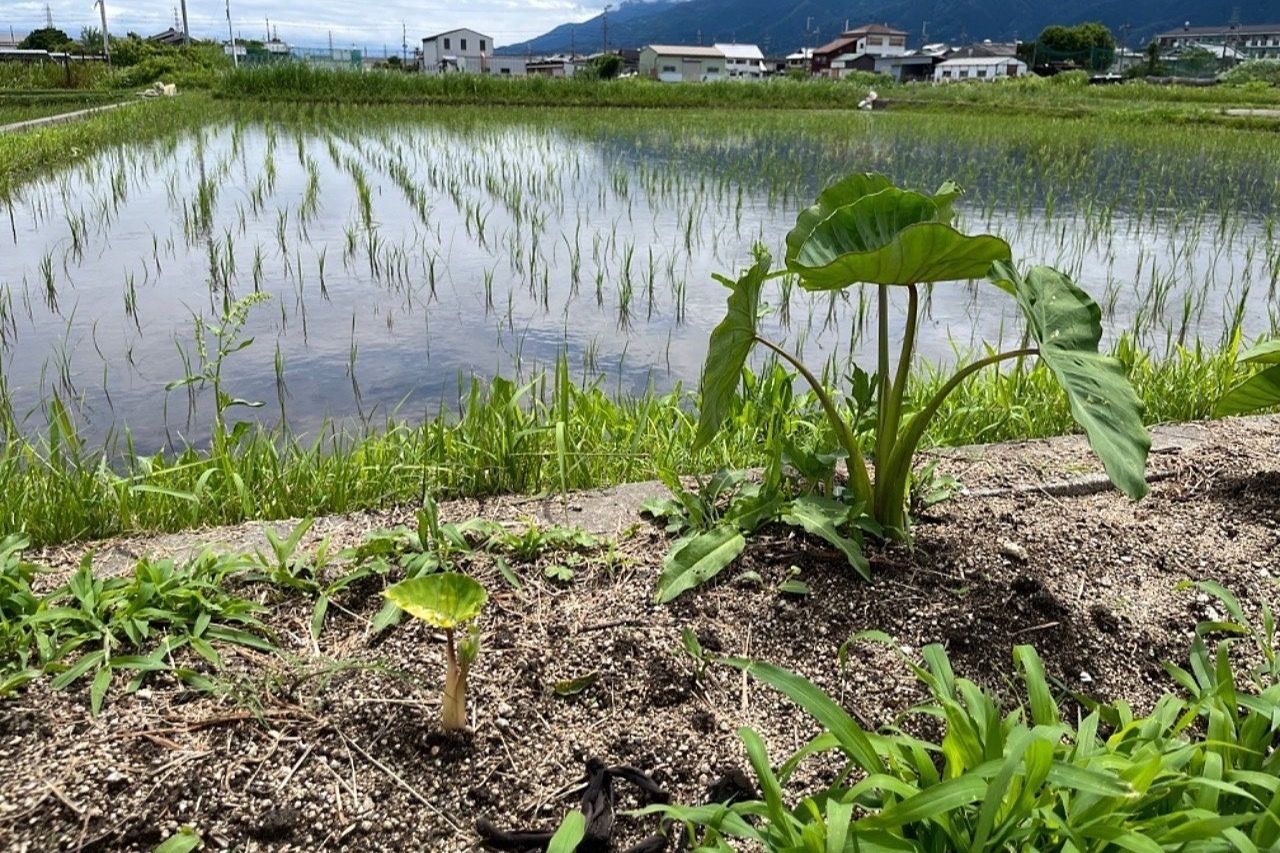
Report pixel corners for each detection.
[7,0,608,49]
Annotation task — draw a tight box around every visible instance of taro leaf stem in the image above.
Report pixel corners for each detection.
[877,347,1040,534]
[442,627,467,731]
[875,284,919,520]
[753,335,873,508]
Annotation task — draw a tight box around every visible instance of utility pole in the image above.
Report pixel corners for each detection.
[602,4,612,54]
[45,4,53,29]
[226,0,238,68]
[95,0,111,65]
[179,0,190,45]
[402,22,407,63]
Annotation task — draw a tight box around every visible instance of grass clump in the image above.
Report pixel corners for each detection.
[654,584,1280,848]
[0,342,1240,548]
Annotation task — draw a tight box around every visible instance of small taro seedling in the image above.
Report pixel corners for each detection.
[385,572,487,731]
[687,174,1151,581]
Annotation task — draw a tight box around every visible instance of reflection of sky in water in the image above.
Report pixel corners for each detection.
[1,117,1276,451]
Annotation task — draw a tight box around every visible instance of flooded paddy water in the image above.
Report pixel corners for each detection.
[2,107,1277,449]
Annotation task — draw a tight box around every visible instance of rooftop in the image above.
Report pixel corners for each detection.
[1157,23,1280,37]
[937,55,1027,66]
[644,45,724,58]
[713,43,764,60]
[813,35,859,56]
[423,28,492,43]
[842,23,908,36]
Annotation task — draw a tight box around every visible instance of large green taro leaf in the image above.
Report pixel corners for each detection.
[785,173,895,266]
[693,251,771,451]
[992,261,1151,500]
[1216,338,1280,416]
[788,186,1011,289]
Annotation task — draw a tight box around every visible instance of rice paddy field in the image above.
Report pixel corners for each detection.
[0,96,1277,542]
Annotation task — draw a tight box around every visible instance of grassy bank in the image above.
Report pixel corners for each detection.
[0,91,122,125]
[0,94,209,196]
[214,64,1280,115]
[0,341,1240,547]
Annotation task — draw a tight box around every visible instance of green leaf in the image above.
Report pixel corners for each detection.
[1216,364,1280,417]
[654,526,746,604]
[693,251,772,451]
[740,727,798,847]
[553,672,598,697]
[1239,338,1280,365]
[90,666,112,716]
[785,172,895,264]
[384,572,487,630]
[788,185,1011,289]
[862,773,988,829]
[153,827,202,853]
[547,809,586,853]
[780,495,870,580]
[992,262,1150,500]
[310,596,329,642]
[724,658,884,775]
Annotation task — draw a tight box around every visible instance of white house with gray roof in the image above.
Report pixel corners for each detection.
[421,28,492,74]
[714,43,765,78]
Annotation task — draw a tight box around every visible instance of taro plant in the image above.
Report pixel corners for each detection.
[1215,338,1280,416]
[385,572,487,731]
[696,173,1151,540]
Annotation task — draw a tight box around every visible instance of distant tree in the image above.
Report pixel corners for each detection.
[386,54,402,68]
[19,27,71,51]
[1037,22,1115,54]
[592,53,623,79]
[1034,22,1115,71]
[1144,41,1163,76]
[79,26,104,53]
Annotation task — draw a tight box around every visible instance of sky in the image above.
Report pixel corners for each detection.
[4,0,610,51]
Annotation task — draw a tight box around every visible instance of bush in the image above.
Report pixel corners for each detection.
[838,70,892,88]
[1223,59,1280,87]
[1048,69,1089,86]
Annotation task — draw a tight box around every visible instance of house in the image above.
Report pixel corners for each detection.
[946,40,1019,59]
[1155,23,1280,60]
[487,56,527,77]
[934,56,1027,82]
[714,43,765,78]
[147,27,186,46]
[528,56,576,77]
[834,52,937,82]
[786,48,813,70]
[812,24,907,75]
[638,45,725,82]
[421,28,492,74]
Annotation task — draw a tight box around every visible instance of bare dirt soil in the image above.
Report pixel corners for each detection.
[1,416,1276,851]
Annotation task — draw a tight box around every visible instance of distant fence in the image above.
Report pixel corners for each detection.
[1023,43,1228,79]
[241,46,363,70]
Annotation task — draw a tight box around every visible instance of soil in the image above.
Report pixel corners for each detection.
[1,416,1277,852]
